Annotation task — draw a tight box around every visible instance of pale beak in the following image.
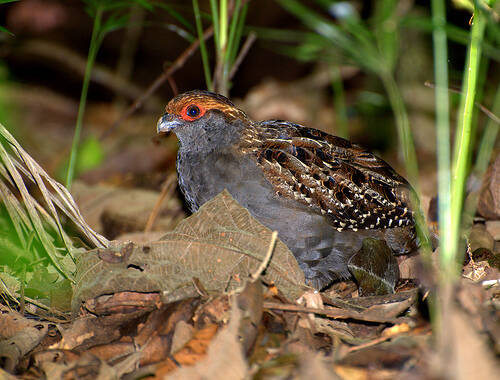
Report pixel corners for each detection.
[157,113,182,133]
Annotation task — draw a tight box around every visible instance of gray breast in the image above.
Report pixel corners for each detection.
[177,148,366,288]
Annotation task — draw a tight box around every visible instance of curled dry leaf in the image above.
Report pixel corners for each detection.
[73,190,307,314]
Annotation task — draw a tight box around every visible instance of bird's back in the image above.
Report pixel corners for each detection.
[240,120,415,232]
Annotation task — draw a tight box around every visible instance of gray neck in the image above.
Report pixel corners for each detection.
[173,112,249,212]
[175,112,245,155]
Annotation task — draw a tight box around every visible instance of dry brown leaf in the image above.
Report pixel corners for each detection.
[469,224,495,253]
[153,324,219,376]
[72,191,307,314]
[235,281,263,355]
[0,330,48,372]
[398,255,421,279]
[55,316,121,350]
[163,305,248,380]
[0,304,48,339]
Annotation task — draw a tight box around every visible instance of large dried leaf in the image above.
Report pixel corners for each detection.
[73,191,307,313]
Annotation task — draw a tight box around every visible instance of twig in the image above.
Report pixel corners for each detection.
[101,26,214,139]
[345,325,430,353]
[263,301,405,324]
[250,231,278,281]
[144,173,177,232]
[229,31,256,81]
[425,81,500,125]
[166,75,178,97]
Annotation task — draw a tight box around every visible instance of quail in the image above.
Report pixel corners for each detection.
[157,90,417,289]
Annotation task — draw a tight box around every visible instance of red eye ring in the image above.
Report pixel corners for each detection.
[181,104,206,121]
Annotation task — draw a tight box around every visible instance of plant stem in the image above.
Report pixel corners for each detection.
[226,0,241,63]
[210,0,220,51]
[380,71,432,252]
[219,0,228,52]
[474,83,500,175]
[431,0,452,271]
[228,2,248,66]
[66,4,103,188]
[381,70,431,252]
[380,71,420,192]
[193,0,213,90]
[223,0,241,88]
[449,5,487,274]
[215,0,229,94]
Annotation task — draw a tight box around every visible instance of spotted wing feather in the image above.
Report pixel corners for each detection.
[240,120,414,232]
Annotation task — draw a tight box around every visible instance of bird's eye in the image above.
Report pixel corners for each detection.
[186,105,200,118]
[180,103,205,121]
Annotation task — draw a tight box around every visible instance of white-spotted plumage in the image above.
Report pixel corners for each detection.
[239,120,415,233]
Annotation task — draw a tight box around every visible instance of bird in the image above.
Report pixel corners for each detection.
[157,90,418,290]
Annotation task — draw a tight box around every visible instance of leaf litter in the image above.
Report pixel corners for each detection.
[0,146,499,378]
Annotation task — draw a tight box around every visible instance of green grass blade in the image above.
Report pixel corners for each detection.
[226,0,242,64]
[210,0,220,51]
[449,4,487,273]
[474,83,500,174]
[219,0,228,52]
[0,135,71,279]
[431,0,452,271]
[228,2,249,66]
[66,5,104,188]
[193,0,213,90]
[380,73,420,190]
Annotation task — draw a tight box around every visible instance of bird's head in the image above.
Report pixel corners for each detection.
[157,90,249,150]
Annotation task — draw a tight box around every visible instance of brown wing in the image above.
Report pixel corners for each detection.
[240,120,414,232]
